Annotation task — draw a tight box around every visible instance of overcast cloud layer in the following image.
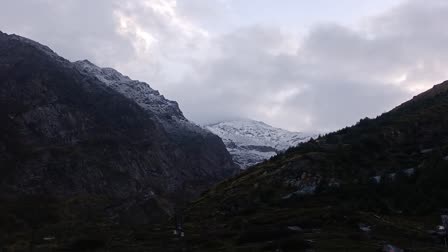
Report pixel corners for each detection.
[1,0,448,132]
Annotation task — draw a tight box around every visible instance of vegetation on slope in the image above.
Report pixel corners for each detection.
[184,81,448,251]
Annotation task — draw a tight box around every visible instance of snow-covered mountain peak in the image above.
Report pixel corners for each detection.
[205,119,316,169]
[74,60,183,120]
[206,119,312,151]
[73,60,217,138]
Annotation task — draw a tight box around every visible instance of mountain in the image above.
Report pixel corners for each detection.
[72,59,238,182]
[205,119,315,168]
[0,31,237,228]
[4,31,448,251]
[184,81,448,251]
[73,60,207,137]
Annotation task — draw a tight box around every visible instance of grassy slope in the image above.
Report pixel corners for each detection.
[183,81,448,251]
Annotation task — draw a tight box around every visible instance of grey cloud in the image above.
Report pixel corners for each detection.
[171,0,448,131]
[0,0,136,66]
[169,23,412,131]
[1,0,448,132]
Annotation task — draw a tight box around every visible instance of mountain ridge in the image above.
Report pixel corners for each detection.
[0,31,237,224]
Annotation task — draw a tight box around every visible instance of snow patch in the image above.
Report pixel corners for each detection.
[205,119,315,168]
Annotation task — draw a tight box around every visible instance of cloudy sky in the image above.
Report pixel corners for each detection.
[1,0,448,132]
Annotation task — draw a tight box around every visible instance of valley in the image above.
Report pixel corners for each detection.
[1,32,448,252]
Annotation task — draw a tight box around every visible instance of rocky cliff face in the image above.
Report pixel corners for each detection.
[0,32,237,221]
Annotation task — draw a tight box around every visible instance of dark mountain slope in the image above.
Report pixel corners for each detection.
[73,59,237,184]
[0,33,168,197]
[0,31,237,227]
[183,81,448,251]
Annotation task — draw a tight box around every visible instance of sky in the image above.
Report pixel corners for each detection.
[1,0,448,132]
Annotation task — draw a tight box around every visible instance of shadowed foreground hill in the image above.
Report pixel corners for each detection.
[184,81,448,251]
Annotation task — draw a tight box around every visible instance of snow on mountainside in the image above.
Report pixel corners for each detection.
[74,60,207,136]
[73,60,311,170]
[73,61,312,169]
[205,119,315,169]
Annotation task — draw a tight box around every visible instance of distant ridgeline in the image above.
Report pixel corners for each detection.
[205,119,315,169]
